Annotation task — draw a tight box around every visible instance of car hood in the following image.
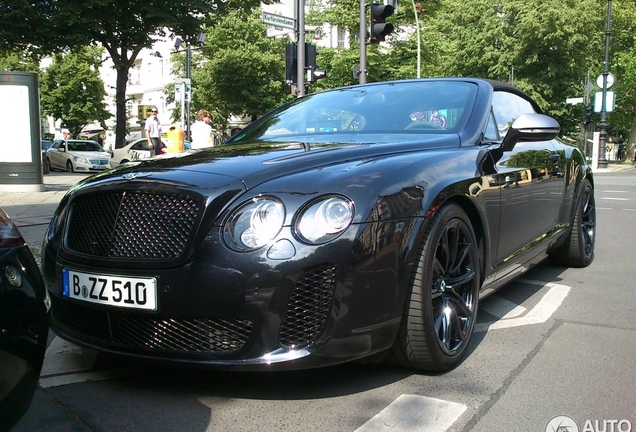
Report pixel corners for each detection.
[68,151,111,159]
[94,134,460,190]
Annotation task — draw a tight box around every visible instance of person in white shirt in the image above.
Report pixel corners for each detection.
[145,107,163,155]
[190,109,215,149]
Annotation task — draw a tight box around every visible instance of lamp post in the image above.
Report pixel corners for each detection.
[597,0,613,169]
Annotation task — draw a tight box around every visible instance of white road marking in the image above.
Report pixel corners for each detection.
[41,337,96,376]
[475,280,570,333]
[40,368,135,389]
[39,337,135,388]
[601,197,629,201]
[354,395,467,432]
[480,297,527,319]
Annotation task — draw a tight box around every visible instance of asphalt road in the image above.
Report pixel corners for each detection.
[7,169,636,432]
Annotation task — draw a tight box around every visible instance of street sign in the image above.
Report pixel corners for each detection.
[262,12,295,30]
[174,84,191,103]
[596,72,615,89]
[566,97,584,105]
[174,78,191,85]
[594,91,615,112]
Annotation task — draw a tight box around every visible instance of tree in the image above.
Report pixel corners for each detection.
[0,0,265,148]
[172,10,293,133]
[0,49,40,73]
[39,47,111,137]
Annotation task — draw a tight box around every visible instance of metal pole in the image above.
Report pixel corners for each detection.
[598,0,612,169]
[359,0,367,84]
[186,44,192,140]
[411,0,420,78]
[296,0,305,97]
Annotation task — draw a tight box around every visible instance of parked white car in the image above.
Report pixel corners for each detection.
[110,138,193,167]
[110,139,156,167]
[45,139,111,173]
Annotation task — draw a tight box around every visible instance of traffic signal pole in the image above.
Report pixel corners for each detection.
[295,0,305,97]
[359,0,367,84]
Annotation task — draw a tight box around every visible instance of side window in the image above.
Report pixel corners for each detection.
[491,91,536,137]
[484,109,499,141]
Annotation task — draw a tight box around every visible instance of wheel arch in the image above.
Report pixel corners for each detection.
[437,194,488,286]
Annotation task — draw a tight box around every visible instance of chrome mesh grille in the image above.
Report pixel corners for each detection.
[51,296,252,353]
[66,191,200,259]
[279,265,336,349]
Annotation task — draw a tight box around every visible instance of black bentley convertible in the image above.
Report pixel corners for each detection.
[42,78,595,372]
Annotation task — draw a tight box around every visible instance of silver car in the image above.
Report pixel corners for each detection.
[45,139,111,173]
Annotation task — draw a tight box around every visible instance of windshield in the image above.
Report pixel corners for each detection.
[229,81,478,143]
[67,140,104,152]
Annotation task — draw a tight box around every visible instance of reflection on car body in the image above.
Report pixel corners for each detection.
[42,78,595,373]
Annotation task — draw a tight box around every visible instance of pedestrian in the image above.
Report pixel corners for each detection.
[190,109,215,149]
[145,107,163,155]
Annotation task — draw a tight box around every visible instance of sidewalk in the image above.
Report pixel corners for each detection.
[1,173,90,252]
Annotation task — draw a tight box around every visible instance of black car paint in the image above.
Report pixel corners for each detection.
[0,231,50,430]
[41,78,592,370]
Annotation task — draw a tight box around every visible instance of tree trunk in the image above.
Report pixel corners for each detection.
[114,65,130,149]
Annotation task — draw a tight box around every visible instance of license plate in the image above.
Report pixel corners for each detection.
[63,269,157,310]
[92,165,108,170]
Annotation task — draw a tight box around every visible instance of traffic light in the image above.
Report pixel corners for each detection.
[305,42,326,84]
[369,2,394,44]
[285,42,297,84]
[584,105,593,124]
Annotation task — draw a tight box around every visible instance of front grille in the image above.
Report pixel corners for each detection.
[51,296,252,353]
[279,265,336,349]
[88,158,110,165]
[66,191,200,259]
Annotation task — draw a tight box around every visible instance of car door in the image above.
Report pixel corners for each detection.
[48,140,66,170]
[489,90,563,270]
[129,140,152,161]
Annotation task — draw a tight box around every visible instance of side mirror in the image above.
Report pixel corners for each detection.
[501,113,560,152]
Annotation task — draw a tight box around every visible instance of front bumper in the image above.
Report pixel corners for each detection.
[45,223,408,371]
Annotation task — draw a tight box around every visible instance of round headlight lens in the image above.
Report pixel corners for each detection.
[224,197,285,251]
[296,195,354,244]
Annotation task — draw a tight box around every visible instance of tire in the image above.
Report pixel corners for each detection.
[390,203,481,372]
[46,158,53,173]
[42,154,49,174]
[550,178,595,267]
[66,160,74,173]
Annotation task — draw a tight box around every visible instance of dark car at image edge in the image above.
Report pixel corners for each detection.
[41,78,595,373]
[0,208,50,431]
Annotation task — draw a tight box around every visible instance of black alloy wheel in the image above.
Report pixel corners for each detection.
[66,160,74,173]
[550,178,595,268]
[390,203,480,372]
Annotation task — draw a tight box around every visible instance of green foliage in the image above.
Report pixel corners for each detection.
[0,49,41,73]
[172,10,293,132]
[39,46,111,137]
[0,0,264,148]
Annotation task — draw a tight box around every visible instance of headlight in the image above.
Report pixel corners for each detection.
[295,195,354,244]
[73,155,89,164]
[223,197,285,251]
